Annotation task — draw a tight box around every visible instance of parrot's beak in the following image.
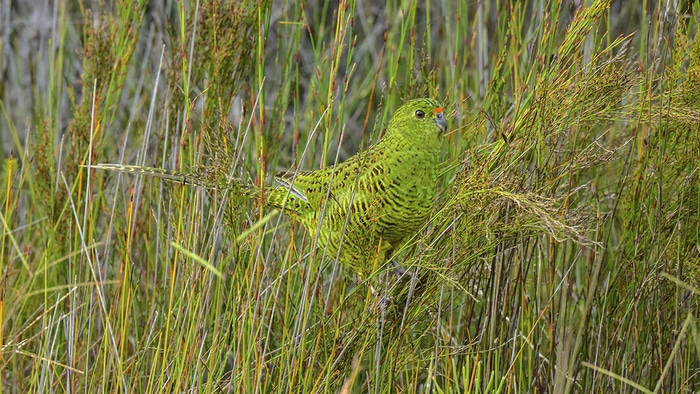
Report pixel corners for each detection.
[434,111,447,134]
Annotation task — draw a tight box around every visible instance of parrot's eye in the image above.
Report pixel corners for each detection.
[415,110,425,119]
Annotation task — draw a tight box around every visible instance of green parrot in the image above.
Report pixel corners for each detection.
[91,98,448,275]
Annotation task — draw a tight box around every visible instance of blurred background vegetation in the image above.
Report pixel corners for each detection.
[1,0,699,392]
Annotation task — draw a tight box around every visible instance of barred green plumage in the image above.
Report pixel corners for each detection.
[91,98,447,275]
[265,98,447,274]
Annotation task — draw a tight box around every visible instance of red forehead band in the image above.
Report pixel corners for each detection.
[433,107,443,114]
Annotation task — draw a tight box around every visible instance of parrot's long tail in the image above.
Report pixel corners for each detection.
[87,163,263,201]
[86,164,209,187]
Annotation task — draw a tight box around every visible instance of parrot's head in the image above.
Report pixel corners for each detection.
[388,98,448,143]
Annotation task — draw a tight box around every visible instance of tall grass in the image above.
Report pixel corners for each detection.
[1,0,699,392]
